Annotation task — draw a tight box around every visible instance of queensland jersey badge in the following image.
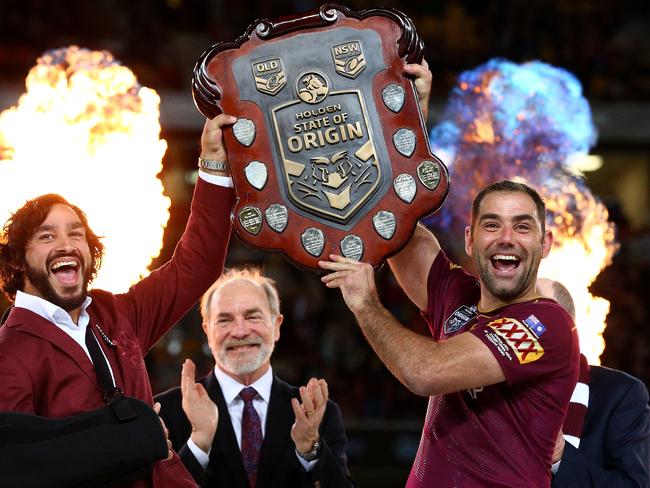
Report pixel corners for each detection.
[444,304,478,335]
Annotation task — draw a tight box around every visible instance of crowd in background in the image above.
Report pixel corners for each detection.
[1,0,649,100]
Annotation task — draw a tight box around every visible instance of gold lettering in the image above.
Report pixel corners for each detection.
[325,127,339,144]
[294,104,343,121]
[288,136,302,152]
[334,43,359,56]
[286,120,365,152]
[340,124,348,142]
[348,121,362,138]
[304,133,319,149]
[255,60,278,72]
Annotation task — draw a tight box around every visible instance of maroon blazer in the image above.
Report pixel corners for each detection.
[0,179,234,487]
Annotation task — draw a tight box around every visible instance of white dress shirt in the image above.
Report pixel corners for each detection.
[197,170,233,187]
[14,290,116,385]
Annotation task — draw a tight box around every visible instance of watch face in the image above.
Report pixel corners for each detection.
[299,441,321,461]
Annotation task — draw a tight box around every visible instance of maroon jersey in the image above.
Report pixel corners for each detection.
[406,251,580,488]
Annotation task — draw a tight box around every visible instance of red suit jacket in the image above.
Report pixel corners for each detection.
[0,179,234,487]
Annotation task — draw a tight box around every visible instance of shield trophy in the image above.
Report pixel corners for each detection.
[193,3,449,271]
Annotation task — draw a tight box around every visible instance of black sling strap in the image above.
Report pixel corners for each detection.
[1,305,13,325]
[85,325,136,422]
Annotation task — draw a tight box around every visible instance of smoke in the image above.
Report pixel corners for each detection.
[427,58,600,237]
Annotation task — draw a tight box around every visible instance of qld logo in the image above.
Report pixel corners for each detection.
[251,57,286,96]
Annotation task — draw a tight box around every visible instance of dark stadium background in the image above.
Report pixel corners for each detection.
[1,1,649,485]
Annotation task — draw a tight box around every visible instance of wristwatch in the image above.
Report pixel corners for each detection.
[296,440,321,461]
[197,157,229,172]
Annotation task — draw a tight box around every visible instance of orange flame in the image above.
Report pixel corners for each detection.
[534,179,618,364]
[0,46,169,292]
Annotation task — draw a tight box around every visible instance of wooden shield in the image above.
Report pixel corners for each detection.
[193,4,449,271]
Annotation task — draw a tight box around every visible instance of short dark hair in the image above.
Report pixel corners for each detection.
[471,180,547,234]
[0,194,104,301]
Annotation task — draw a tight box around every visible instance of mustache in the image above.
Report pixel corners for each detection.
[46,249,85,270]
[224,337,262,349]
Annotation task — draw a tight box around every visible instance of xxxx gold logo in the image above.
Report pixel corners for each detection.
[487,317,545,364]
[297,72,329,104]
[252,57,286,96]
[331,41,366,79]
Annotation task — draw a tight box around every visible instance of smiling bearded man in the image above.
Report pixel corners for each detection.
[0,115,238,487]
[154,267,357,488]
[20,198,96,314]
[0,195,100,317]
[466,183,549,304]
[320,179,580,487]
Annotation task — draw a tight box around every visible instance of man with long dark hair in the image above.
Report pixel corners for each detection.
[0,114,236,487]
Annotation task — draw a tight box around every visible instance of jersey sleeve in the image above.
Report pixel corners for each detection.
[469,300,577,385]
[423,251,480,339]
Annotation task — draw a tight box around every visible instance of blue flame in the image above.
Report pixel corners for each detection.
[427,58,600,237]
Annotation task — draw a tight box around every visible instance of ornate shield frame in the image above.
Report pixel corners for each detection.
[193,4,449,271]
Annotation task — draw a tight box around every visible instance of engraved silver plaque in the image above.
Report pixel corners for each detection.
[239,206,263,235]
[393,174,417,203]
[265,204,288,233]
[340,235,364,261]
[382,83,405,113]
[372,210,396,240]
[417,160,441,191]
[301,227,325,257]
[244,160,268,190]
[393,128,416,157]
[233,118,256,147]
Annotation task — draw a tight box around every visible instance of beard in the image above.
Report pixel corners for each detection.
[25,255,90,312]
[217,337,274,377]
[479,269,529,301]
[475,253,540,302]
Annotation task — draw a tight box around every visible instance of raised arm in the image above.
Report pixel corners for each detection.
[387,60,437,310]
[320,256,504,397]
[118,115,236,351]
[388,224,441,311]
[404,59,432,122]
